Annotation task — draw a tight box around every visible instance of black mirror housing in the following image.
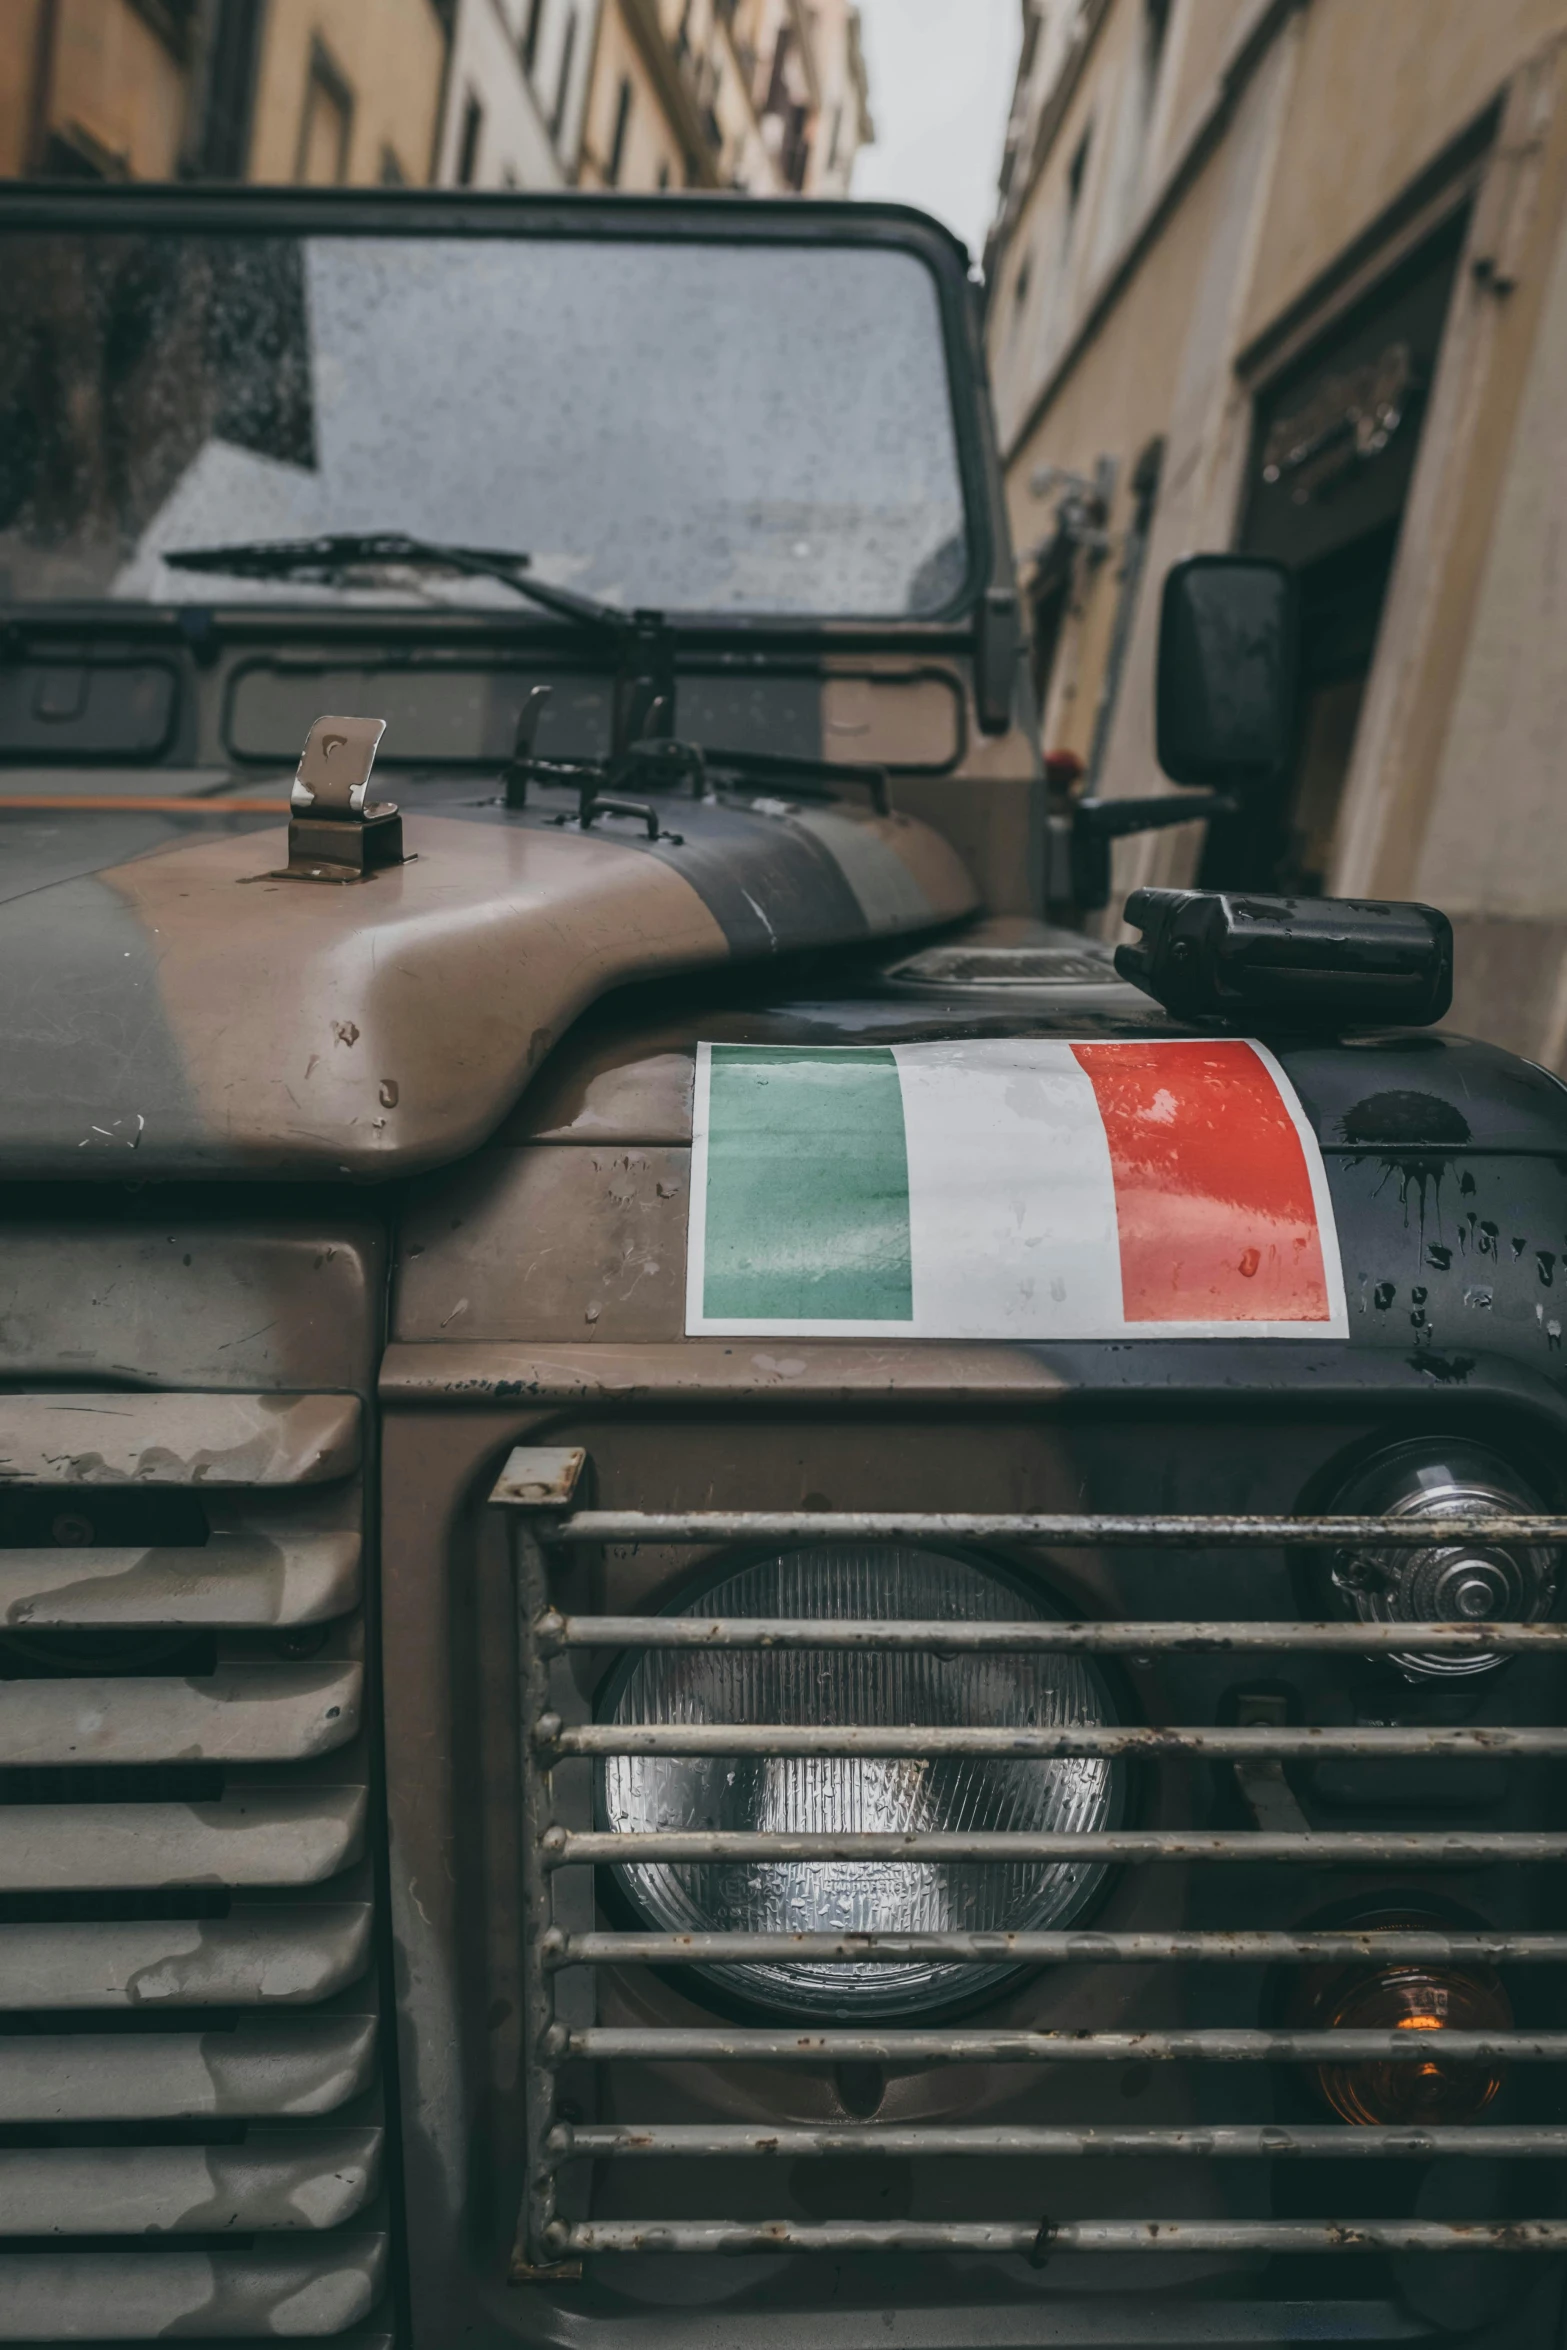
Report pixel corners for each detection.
[1156,555,1298,788]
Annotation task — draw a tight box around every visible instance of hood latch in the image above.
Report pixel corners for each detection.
[281,713,403,881]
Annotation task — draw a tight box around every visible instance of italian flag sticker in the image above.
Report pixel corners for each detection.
[685,1038,1347,1341]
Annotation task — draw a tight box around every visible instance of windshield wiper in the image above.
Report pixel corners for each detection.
[163,531,634,635]
[164,532,676,752]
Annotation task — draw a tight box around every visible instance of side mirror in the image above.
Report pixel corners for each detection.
[1155,555,1298,789]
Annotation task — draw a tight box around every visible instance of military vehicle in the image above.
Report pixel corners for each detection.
[1,180,1566,2350]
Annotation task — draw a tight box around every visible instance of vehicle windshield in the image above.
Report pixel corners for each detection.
[0,228,971,620]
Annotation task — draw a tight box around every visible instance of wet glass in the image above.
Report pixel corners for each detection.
[603,1545,1121,2019]
[0,231,970,619]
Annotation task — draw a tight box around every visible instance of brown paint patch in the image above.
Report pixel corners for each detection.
[101,816,728,1178]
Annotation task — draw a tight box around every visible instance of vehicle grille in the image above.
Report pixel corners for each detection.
[496,1457,1567,2273]
[0,1391,389,2344]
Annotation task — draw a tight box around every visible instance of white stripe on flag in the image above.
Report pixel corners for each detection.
[897,1039,1124,1338]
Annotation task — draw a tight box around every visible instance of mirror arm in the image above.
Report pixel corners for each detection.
[1066,791,1239,912]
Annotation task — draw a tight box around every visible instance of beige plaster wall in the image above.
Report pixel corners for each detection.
[0,0,46,175]
[579,0,685,188]
[247,0,448,186]
[49,0,189,177]
[1413,129,1567,942]
[1237,0,1567,343]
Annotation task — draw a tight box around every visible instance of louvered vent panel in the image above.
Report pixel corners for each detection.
[0,1394,389,2343]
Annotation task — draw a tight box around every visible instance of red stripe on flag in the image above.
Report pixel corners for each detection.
[1070,1041,1331,1324]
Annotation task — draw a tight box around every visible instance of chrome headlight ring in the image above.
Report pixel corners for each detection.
[1329,1440,1559,1679]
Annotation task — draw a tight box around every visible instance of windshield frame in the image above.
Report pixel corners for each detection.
[0,182,1004,635]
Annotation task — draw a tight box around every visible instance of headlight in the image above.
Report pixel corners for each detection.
[600,1544,1122,2019]
[1329,1442,1558,1679]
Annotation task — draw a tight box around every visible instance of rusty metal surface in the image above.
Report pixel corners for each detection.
[0,1391,360,1486]
[552,1926,1567,1966]
[517,1513,567,2271]
[559,2219,1567,2255]
[560,2120,1567,2159]
[549,1718,1567,1760]
[0,1787,366,1889]
[380,1337,1073,1402]
[0,2016,377,2120]
[546,1610,1567,1655]
[550,1825,1567,1865]
[0,1530,363,1629]
[563,2025,1567,2064]
[0,1905,372,2008]
[0,1662,362,1765]
[0,2128,381,2234]
[0,2236,387,2337]
[510,1479,1567,2278]
[553,1507,1567,1547]
[489,1445,587,1510]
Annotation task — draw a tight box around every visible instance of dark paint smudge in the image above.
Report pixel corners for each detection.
[1340,1093,1471,1146]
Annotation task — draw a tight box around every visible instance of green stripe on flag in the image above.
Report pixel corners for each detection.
[702,1046,914,1322]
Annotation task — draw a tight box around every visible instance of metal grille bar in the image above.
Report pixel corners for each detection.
[493,1465,1567,2273]
[560,2121,1567,2158]
[551,1927,1567,1965]
[548,1720,1567,1758]
[560,2220,1567,2255]
[549,1826,1567,1864]
[560,2025,1567,2065]
[543,1611,1567,1654]
[552,1509,1567,1547]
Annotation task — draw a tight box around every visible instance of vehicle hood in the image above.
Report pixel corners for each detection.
[0,782,976,1181]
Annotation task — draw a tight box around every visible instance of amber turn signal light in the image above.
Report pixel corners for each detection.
[1312,1962,1512,2127]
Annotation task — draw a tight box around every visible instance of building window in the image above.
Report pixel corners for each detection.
[295,38,354,184]
[522,0,546,76]
[132,0,200,61]
[1066,124,1091,218]
[1144,0,1173,82]
[606,76,633,186]
[192,0,265,180]
[456,89,483,184]
[551,10,578,142]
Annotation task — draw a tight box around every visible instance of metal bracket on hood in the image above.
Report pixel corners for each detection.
[276,713,404,882]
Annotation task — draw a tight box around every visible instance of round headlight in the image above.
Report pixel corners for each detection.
[1329,1443,1558,1679]
[600,1544,1122,2019]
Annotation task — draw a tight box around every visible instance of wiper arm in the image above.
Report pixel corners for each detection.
[165,531,677,753]
[163,532,632,636]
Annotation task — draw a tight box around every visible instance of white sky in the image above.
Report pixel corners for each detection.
[851,0,1022,264]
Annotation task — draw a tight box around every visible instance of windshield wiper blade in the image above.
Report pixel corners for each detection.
[166,532,677,755]
[163,532,632,636]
